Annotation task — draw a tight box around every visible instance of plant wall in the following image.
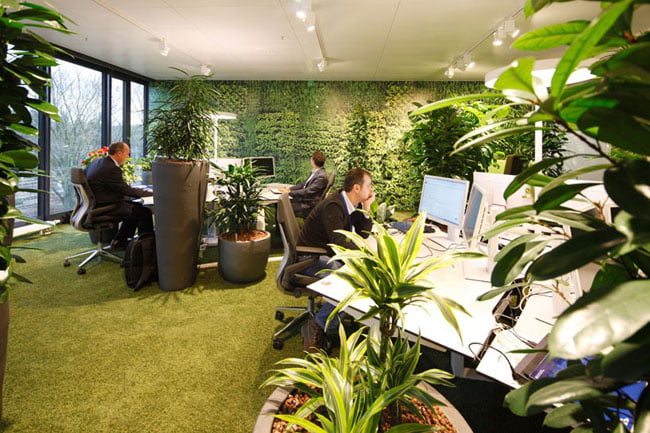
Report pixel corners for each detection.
[150,80,486,209]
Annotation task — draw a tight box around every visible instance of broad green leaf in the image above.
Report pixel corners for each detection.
[504,157,572,199]
[551,0,634,99]
[492,238,549,287]
[544,403,587,428]
[577,107,650,156]
[528,378,605,407]
[529,228,626,281]
[452,125,542,154]
[514,21,589,51]
[8,123,38,136]
[26,100,61,121]
[590,263,627,290]
[534,183,598,212]
[591,42,650,81]
[541,163,612,194]
[384,424,438,433]
[2,150,39,170]
[504,377,561,416]
[409,93,507,117]
[604,160,650,219]
[601,323,650,380]
[494,57,537,96]
[550,280,650,359]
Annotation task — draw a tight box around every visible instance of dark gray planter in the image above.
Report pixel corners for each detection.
[218,231,271,284]
[253,383,473,433]
[152,159,208,291]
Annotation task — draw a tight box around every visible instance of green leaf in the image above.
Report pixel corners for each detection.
[544,403,587,428]
[25,100,61,121]
[577,107,650,156]
[591,42,650,81]
[601,324,650,380]
[504,157,570,199]
[504,378,561,416]
[604,160,650,219]
[529,228,626,281]
[534,183,598,212]
[491,237,549,287]
[2,150,39,170]
[514,21,590,51]
[409,93,507,117]
[551,0,634,99]
[8,123,38,136]
[494,57,537,96]
[550,280,650,359]
[529,378,605,407]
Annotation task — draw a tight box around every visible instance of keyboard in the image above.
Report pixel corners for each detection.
[390,221,436,234]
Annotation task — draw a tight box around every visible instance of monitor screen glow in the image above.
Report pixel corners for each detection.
[462,183,490,244]
[243,156,275,178]
[418,175,470,229]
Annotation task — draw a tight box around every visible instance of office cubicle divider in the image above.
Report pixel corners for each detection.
[152,159,208,291]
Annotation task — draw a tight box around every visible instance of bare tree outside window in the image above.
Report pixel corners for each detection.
[50,60,102,214]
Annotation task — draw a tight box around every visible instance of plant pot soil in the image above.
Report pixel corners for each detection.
[255,384,472,433]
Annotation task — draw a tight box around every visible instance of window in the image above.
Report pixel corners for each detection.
[130,82,145,160]
[111,77,124,143]
[50,60,102,215]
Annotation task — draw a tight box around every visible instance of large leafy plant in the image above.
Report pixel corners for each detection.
[0,1,69,296]
[207,163,263,238]
[146,69,218,161]
[411,0,650,431]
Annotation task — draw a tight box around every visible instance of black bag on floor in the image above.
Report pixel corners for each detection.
[124,233,157,291]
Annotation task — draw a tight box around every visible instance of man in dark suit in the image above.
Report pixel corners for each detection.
[279,151,328,217]
[297,168,375,351]
[85,142,153,249]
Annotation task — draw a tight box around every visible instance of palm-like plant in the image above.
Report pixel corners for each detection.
[328,213,481,360]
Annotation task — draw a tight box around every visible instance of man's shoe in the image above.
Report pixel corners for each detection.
[301,318,328,354]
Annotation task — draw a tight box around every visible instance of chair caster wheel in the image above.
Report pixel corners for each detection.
[272,339,284,350]
[275,311,284,321]
[63,260,70,267]
[77,268,86,275]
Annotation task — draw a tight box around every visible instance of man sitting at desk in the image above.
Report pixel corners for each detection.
[85,141,153,249]
[278,151,328,217]
[297,168,375,352]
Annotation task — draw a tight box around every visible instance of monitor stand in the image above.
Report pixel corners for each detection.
[462,238,497,283]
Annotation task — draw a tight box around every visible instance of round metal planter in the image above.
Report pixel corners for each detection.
[218,231,271,284]
[152,159,208,291]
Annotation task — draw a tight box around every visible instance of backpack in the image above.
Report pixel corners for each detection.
[123,233,157,291]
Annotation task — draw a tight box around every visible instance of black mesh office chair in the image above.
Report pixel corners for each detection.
[63,168,122,274]
[321,172,336,201]
[273,193,327,350]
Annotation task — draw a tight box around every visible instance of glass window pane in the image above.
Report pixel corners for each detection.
[130,82,145,159]
[111,77,124,143]
[50,59,102,215]
[15,104,39,220]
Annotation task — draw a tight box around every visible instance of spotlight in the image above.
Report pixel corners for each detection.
[305,11,316,32]
[463,53,475,69]
[454,57,466,72]
[317,58,327,72]
[493,24,506,46]
[201,64,211,76]
[296,9,307,21]
[158,38,169,56]
[504,19,519,38]
[444,66,455,79]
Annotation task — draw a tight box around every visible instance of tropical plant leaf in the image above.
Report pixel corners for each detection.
[544,403,587,428]
[504,157,569,199]
[604,160,650,219]
[494,57,537,96]
[409,94,507,117]
[550,280,650,359]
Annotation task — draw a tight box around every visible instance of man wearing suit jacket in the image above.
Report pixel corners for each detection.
[297,168,375,352]
[85,142,153,249]
[279,151,328,217]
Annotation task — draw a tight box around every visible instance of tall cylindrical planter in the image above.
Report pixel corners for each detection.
[153,159,208,291]
[218,231,271,284]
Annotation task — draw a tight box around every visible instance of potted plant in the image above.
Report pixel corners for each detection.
[0,0,70,418]
[146,70,218,291]
[257,214,479,432]
[208,163,271,284]
[411,0,650,430]
[136,155,154,185]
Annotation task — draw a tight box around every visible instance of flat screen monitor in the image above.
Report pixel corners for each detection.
[462,183,490,248]
[243,156,275,178]
[418,175,470,234]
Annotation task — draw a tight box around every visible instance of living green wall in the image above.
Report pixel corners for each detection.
[150,80,486,209]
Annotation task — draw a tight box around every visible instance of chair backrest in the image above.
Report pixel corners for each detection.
[69,168,96,231]
[276,193,300,266]
[321,172,336,200]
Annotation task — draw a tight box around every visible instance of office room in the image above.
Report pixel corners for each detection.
[1,0,648,432]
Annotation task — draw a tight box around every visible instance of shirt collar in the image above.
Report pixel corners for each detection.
[109,155,120,167]
[340,191,356,215]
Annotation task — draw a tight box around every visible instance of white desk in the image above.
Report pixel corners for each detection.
[307,228,503,376]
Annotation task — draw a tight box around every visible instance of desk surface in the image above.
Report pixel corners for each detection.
[307,229,502,359]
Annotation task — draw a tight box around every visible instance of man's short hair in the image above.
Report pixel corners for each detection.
[311,151,326,168]
[108,142,128,155]
[343,168,370,192]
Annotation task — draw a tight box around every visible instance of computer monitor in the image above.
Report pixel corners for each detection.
[473,172,530,208]
[462,183,491,249]
[242,156,275,178]
[418,175,469,241]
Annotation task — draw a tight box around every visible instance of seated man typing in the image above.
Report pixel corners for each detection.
[297,168,375,351]
[85,142,153,249]
[279,151,328,217]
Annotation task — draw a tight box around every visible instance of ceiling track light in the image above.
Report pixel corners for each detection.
[463,53,474,69]
[444,66,455,79]
[504,19,519,38]
[201,64,211,76]
[294,0,312,22]
[305,10,316,32]
[158,38,169,56]
[317,58,327,72]
[493,24,506,46]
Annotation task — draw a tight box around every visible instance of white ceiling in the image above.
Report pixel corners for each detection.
[31,0,650,81]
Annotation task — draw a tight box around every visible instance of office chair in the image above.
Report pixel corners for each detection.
[321,172,336,201]
[63,168,123,274]
[273,193,328,350]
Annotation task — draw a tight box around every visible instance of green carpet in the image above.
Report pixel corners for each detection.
[2,225,303,433]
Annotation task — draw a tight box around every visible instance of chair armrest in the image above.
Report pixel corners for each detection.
[296,245,328,256]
